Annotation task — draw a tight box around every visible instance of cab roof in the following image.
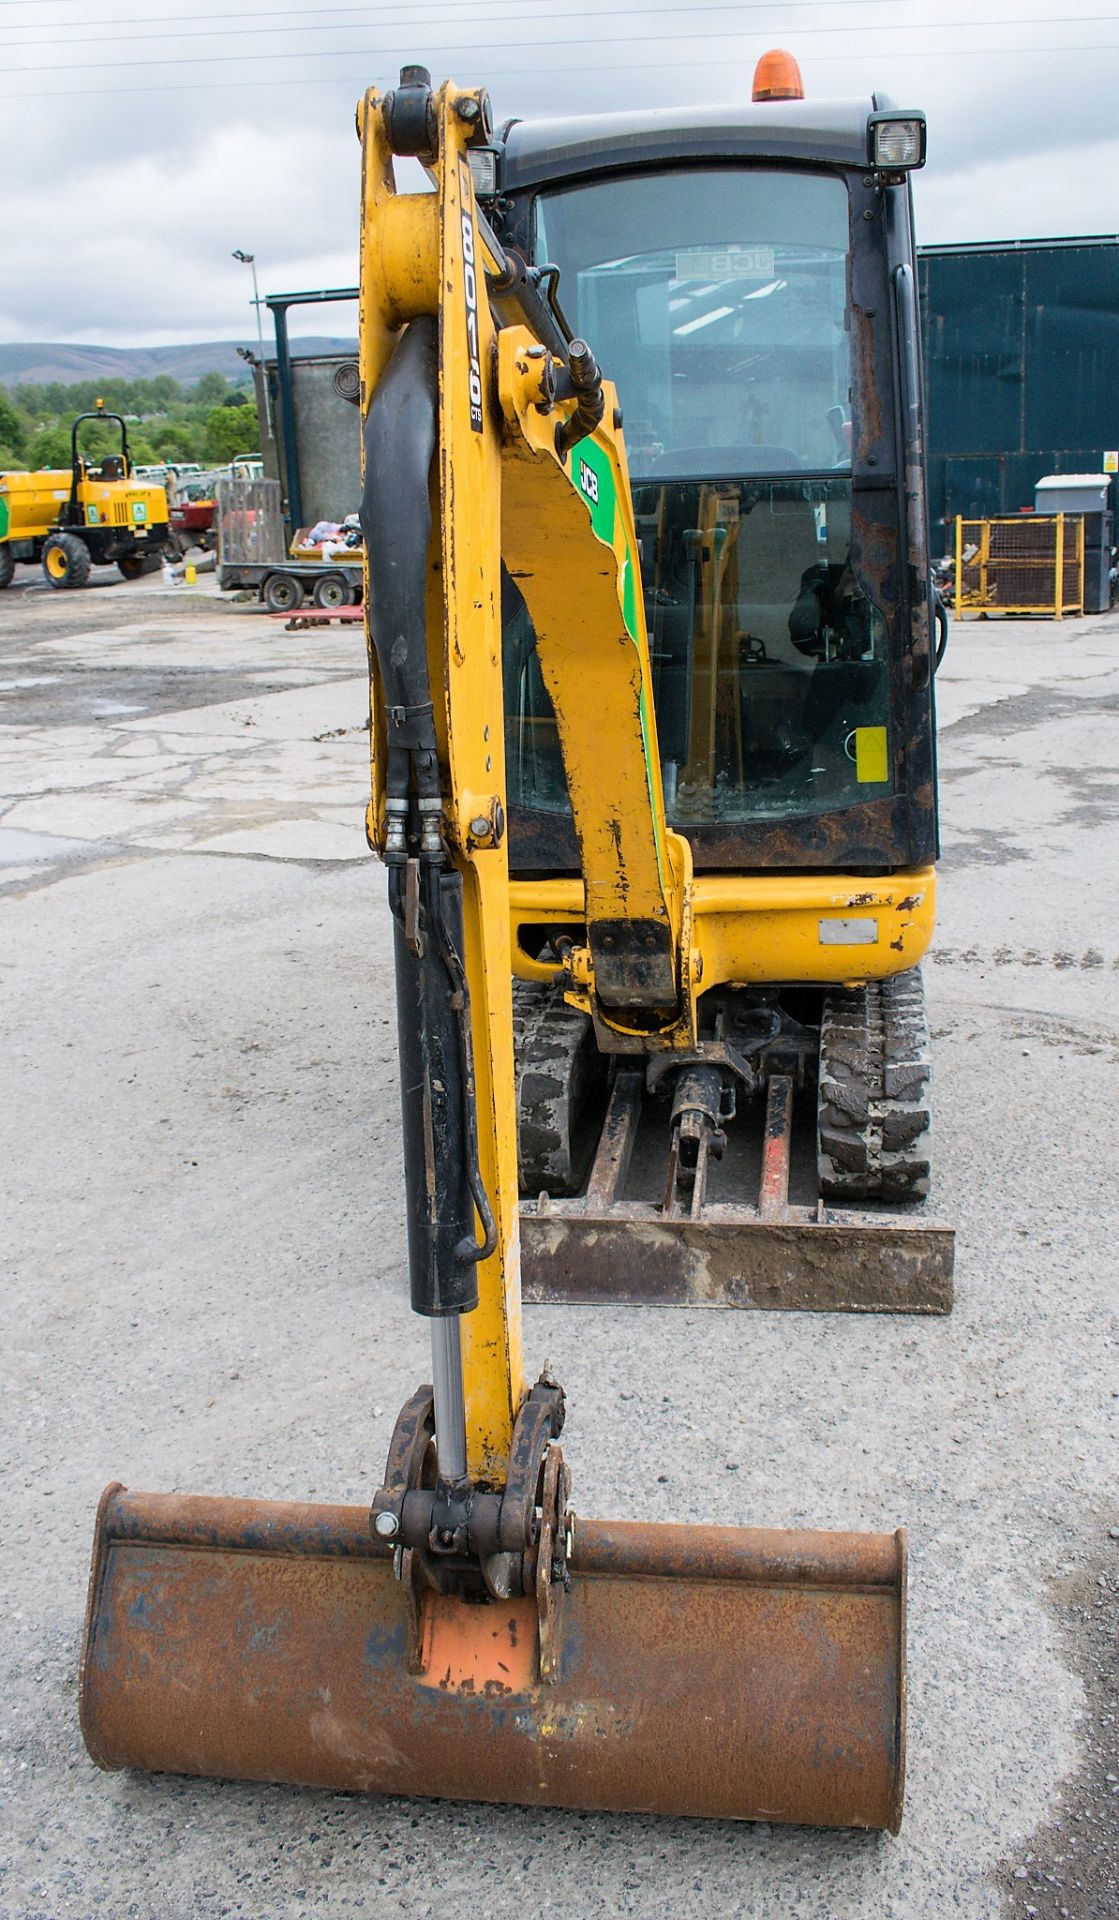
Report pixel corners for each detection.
[499,98,884,191]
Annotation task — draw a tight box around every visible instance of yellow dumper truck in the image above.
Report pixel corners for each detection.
[0,402,170,590]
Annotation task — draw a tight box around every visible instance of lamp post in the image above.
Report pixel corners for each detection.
[233,248,273,441]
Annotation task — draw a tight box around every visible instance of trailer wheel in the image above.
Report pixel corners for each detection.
[312,572,353,610]
[0,544,13,590]
[42,533,92,590]
[264,572,304,613]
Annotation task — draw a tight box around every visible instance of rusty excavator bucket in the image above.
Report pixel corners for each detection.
[80,72,909,1835]
[82,1485,904,1830]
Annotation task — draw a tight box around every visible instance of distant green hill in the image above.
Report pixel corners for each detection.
[0,337,358,387]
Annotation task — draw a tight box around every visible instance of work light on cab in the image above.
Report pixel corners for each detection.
[466,146,499,197]
[867,112,927,171]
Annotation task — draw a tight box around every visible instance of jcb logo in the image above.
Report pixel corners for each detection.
[578,458,599,505]
[459,163,483,433]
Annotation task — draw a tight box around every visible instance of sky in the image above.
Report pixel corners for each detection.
[2,0,1115,346]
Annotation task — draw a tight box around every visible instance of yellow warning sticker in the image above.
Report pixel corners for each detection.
[855,726,888,783]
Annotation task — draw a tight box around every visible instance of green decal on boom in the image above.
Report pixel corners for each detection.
[570,437,615,545]
[568,439,639,640]
[568,438,667,881]
[620,552,637,641]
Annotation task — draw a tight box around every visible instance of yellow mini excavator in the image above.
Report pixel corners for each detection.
[80,60,934,1831]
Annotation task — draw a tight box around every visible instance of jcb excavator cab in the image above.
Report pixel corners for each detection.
[489,89,935,872]
[474,79,950,1302]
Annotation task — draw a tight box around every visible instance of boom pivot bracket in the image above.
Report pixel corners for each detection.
[371,1374,572,1674]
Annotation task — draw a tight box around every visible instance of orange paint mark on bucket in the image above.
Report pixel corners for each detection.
[419,1591,538,1695]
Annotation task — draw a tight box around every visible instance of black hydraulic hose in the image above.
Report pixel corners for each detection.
[389,863,483,1315]
[360,314,440,803]
[736,1008,783,1058]
[555,339,606,459]
[486,243,572,364]
[933,588,950,670]
[425,868,499,1265]
[387,862,497,1299]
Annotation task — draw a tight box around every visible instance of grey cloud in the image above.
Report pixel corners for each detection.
[2,0,1115,343]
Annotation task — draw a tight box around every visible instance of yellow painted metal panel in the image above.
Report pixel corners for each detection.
[500,341,684,972]
[435,100,525,1483]
[511,867,936,988]
[0,469,72,540]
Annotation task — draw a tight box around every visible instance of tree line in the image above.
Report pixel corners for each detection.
[0,371,260,474]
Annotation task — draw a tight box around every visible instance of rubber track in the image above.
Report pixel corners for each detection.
[817,967,932,1201]
[513,979,603,1197]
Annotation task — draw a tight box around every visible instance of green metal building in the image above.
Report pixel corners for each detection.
[919,234,1119,553]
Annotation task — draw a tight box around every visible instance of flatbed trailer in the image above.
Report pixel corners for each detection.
[218,557,363,612]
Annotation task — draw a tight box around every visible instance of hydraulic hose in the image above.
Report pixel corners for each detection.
[555,339,606,459]
[934,588,949,670]
[360,314,440,809]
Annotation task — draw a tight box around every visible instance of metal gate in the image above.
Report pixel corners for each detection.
[954,513,1085,618]
[215,477,285,568]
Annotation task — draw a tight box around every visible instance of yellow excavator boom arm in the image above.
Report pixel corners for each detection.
[360,83,696,1060]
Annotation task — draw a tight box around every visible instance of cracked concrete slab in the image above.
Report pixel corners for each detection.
[0,586,369,869]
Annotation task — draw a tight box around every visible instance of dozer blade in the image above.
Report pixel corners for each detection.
[81,1484,905,1831]
[521,1207,954,1312]
[522,1070,954,1314]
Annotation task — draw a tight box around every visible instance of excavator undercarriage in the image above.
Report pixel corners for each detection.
[515,969,951,1311]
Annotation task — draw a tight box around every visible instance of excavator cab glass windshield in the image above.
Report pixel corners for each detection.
[537,168,850,476]
[504,164,894,830]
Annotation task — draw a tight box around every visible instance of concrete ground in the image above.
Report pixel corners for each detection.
[1,571,1116,1919]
